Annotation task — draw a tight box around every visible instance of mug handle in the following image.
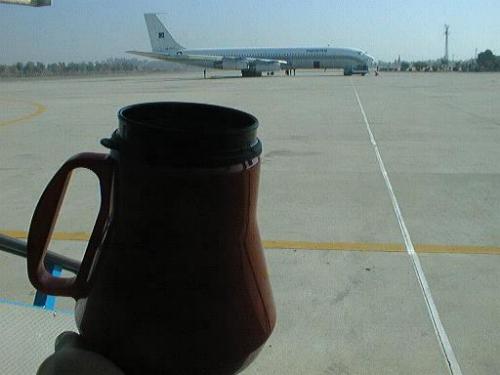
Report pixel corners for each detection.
[27,153,114,299]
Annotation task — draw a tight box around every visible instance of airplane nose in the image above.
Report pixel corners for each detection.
[365,54,376,66]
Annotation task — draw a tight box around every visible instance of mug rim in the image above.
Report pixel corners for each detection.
[117,101,259,135]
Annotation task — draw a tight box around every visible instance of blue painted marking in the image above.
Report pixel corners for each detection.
[0,297,73,316]
[33,263,62,310]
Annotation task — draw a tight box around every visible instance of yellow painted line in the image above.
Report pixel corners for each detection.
[263,240,404,253]
[264,240,500,255]
[1,230,90,242]
[2,230,500,255]
[413,243,500,255]
[0,99,47,127]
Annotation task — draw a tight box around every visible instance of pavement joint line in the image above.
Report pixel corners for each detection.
[0,98,47,127]
[351,80,462,375]
[2,231,500,255]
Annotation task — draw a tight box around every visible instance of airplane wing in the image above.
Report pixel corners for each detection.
[248,57,287,65]
[127,50,221,64]
[127,50,287,70]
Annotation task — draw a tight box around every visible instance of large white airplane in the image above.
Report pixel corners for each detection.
[128,14,376,77]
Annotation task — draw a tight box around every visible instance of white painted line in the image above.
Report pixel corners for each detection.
[351,81,462,375]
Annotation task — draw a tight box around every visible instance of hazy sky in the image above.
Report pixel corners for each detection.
[1,0,499,64]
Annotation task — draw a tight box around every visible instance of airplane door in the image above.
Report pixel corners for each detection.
[313,61,320,69]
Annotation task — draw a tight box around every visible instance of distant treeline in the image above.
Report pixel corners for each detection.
[0,58,194,78]
[2,49,500,78]
[379,49,500,72]
[476,50,500,71]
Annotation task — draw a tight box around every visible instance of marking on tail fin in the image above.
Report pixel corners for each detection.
[144,13,184,53]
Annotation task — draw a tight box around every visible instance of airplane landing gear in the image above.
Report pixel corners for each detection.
[343,67,353,76]
[241,69,262,77]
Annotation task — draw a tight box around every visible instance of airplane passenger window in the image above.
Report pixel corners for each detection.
[0,1,499,375]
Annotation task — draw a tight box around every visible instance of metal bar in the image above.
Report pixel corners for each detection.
[0,233,80,273]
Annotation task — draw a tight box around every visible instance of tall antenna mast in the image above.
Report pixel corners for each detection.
[444,24,450,63]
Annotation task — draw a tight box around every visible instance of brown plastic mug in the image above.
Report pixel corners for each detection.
[26,102,276,374]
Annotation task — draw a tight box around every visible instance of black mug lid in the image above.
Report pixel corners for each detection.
[101,102,261,167]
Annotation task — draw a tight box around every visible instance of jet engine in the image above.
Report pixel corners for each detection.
[254,61,281,72]
[214,58,249,70]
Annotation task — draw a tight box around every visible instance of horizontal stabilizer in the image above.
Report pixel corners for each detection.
[127,50,222,63]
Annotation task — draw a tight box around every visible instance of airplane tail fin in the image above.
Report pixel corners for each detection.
[144,13,184,53]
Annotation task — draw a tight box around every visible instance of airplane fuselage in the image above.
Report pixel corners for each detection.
[178,47,372,72]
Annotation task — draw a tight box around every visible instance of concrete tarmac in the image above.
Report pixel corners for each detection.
[1,71,499,374]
